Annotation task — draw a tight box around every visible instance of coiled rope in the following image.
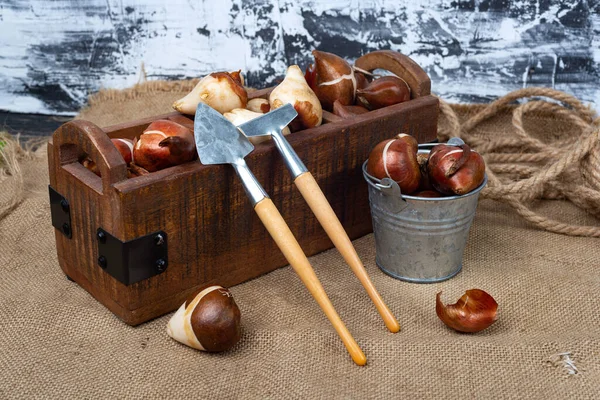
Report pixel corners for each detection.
[437,88,600,237]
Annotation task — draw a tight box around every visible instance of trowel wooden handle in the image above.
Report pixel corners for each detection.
[254,197,367,366]
[294,172,400,333]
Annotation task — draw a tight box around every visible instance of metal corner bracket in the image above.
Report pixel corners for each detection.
[96,228,168,286]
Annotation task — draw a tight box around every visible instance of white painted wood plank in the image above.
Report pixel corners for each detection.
[0,0,598,115]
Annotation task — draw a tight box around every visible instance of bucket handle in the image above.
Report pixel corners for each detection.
[362,162,409,213]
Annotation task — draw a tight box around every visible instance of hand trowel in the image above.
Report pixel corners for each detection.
[194,103,366,366]
[238,105,400,333]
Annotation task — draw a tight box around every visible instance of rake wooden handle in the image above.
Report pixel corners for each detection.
[294,172,400,333]
[254,197,367,366]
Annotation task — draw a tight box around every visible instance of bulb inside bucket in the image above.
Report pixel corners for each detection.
[363,144,487,283]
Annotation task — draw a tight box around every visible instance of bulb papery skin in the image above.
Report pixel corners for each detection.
[436,290,498,333]
[133,120,197,172]
[310,50,356,111]
[173,71,247,115]
[246,98,270,114]
[427,143,485,195]
[416,152,434,191]
[367,134,421,195]
[304,63,317,92]
[112,138,134,165]
[80,157,99,176]
[356,76,410,110]
[166,114,195,131]
[269,65,323,131]
[395,133,418,154]
[167,285,242,352]
[354,71,370,91]
[332,100,369,119]
[224,108,290,145]
[413,190,443,198]
[81,138,134,176]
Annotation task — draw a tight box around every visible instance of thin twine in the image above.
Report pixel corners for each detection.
[437,87,600,238]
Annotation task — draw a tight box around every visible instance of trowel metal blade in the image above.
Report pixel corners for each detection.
[193,103,254,165]
[237,103,298,138]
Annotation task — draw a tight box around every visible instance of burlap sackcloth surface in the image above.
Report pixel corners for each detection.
[1,82,599,399]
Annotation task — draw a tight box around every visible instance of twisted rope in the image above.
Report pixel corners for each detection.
[437,88,600,237]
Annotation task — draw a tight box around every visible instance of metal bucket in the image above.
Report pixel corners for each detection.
[363,143,487,283]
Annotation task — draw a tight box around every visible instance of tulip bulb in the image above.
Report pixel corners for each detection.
[246,98,270,114]
[354,70,370,92]
[133,120,197,172]
[167,285,242,352]
[224,108,290,145]
[270,65,323,131]
[304,63,317,91]
[166,114,195,131]
[80,157,99,176]
[332,100,369,119]
[173,70,247,115]
[436,289,498,333]
[309,50,356,111]
[427,142,485,195]
[81,138,134,176]
[356,76,410,110]
[112,138,134,165]
[367,133,421,195]
[417,152,434,191]
[413,190,443,198]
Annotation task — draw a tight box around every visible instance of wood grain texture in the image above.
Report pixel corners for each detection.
[1,0,598,115]
[48,88,439,325]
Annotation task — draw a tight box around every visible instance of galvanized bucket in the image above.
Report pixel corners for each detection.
[362,142,487,283]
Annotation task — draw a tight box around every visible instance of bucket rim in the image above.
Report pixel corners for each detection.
[362,158,488,202]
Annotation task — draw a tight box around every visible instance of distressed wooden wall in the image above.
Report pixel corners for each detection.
[1,0,598,115]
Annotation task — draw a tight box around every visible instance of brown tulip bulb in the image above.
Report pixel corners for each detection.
[427,143,485,195]
[413,190,443,198]
[80,138,134,176]
[356,76,410,110]
[416,152,434,191]
[436,289,498,333]
[167,285,242,352]
[304,63,317,91]
[310,50,356,111]
[395,133,418,153]
[134,120,197,172]
[367,133,421,194]
[112,138,134,165]
[166,114,195,131]
[354,71,370,91]
[80,157,99,176]
[332,100,369,119]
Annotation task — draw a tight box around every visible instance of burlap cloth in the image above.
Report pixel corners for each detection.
[1,83,599,399]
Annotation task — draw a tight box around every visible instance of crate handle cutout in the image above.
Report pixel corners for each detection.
[354,50,431,99]
[53,120,128,195]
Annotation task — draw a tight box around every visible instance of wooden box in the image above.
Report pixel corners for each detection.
[48,51,438,325]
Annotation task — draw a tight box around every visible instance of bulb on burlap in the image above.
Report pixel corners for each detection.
[167,285,242,352]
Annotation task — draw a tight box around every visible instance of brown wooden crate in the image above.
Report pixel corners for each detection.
[48,51,439,325]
